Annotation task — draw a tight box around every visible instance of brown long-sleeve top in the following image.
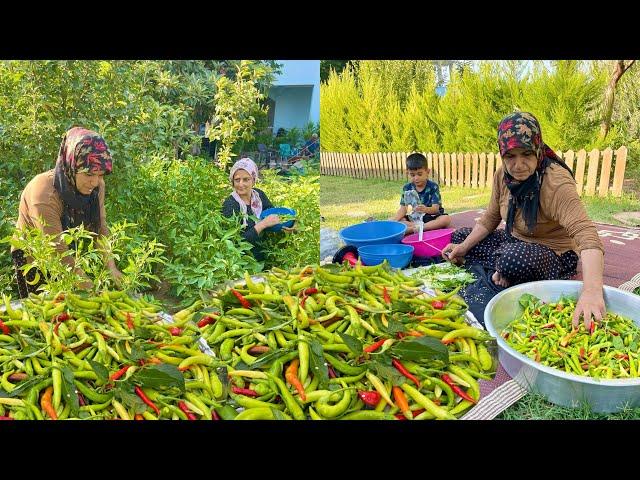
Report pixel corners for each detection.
[14,170,109,263]
[476,163,604,256]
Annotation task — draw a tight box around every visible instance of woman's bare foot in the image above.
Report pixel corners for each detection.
[492,271,511,288]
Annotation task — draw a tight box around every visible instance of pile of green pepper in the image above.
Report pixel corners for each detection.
[502,294,640,379]
[196,262,496,420]
[0,291,231,420]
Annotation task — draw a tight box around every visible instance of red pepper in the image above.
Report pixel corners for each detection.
[579,347,585,359]
[248,345,270,355]
[358,390,381,407]
[211,409,221,420]
[55,294,65,303]
[56,312,70,322]
[135,386,161,415]
[53,322,62,335]
[395,408,426,420]
[0,320,9,335]
[392,358,420,387]
[169,327,182,336]
[589,322,595,335]
[529,335,537,341]
[109,365,131,381]
[126,312,134,330]
[441,373,477,404]
[382,287,391,305]
[302,288,318,297]
[78,393,87,407]
[541,322,555,329]
[431,300,445,309]
[231,386,259,397]
[556,304,564,311]
[0,416,14,420]
[327,366,337,379]
[364,338,387,353]
[610,329,619,336]
[231,289,252,309]
[197,315,218,328]
[178,401,197,420]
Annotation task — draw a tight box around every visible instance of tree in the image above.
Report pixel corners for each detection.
[599,60,636,140]
[320,60,354,83]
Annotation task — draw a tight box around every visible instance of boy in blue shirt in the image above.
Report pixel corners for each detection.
[391,152,451,234]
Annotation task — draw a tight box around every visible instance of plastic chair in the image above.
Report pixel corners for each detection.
[278,143,292,162]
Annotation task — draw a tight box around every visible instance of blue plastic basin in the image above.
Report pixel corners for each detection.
[260,207,296,232]
[339,221,407,248]
[357,244,414,269]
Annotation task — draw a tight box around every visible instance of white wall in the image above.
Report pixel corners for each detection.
[272,86,312,134]
[271,60,320,126]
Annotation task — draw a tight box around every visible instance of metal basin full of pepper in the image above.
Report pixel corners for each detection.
[484,280,640,413]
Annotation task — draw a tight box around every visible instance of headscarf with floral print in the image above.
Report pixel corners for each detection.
[53,127,113,233]
[497,112,572,236]
[229,158,263,227]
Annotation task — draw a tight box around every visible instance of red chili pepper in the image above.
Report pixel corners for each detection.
[0,416,14,420]
[610,330,619,336]
[169,327,182,336]
[392,358,420,387]
[441,374,477,404]
[135,386,161,415]
[231,386,259,397]
[178,401,197,420]
[327,366,337,379]
[109,365,131,381]
[541,322,555,329]
[78,393,87,407]
[53,322,62,335]
[503,332,510,339]
[197,315,218,328]
[590,322,595,335]
[579,347,585,359]
[56,312,70,322]
[395,408,426,420]
[431,300,445,309]
[556,304,564,311]
[615,353,630,360]
[302,288,318,296]
[358,390,381,407]
[533,309,540,315]
[0,320,9,335]
[364,338,387,353]
[126,312,134,330]
[248,345,270,355]
[382,287,391,305]
[231,289,252,309]
[529,335,537,341]
[55,294,65,302]
[211,409,221,420]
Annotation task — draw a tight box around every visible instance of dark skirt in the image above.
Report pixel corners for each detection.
[12,249,44,299]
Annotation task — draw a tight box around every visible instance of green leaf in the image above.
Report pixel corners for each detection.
[337,332,363,355]
[390,300,415,313]
[271,408,288,420]
[250,348,294,369]
[87,360,109,383]
[0,374,47,398]
[384,317,406,335]
[307,337,329,389]
[391,336,449,364]
[133,364,185,392]
[115,380,147,414]
[127,341,147,362]
[612,335,625,350]
[133,326,156,340]
[60,365,80,416]
[370,359,406,386]
[519,294,540,310]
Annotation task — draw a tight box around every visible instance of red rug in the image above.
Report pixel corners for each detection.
[449,209,640,287]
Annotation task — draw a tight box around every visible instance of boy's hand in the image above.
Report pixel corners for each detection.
[415,204,428,214]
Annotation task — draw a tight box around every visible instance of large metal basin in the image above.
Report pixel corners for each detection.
[485,280,640,413]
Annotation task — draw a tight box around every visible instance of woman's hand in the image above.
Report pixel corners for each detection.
[261,214,281,228]
[572,288,606,330]
[441,243,467,265]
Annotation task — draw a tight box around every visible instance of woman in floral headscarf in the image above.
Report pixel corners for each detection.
[221,158,293,262]
[442,112,605,328]
[12,127,123,297]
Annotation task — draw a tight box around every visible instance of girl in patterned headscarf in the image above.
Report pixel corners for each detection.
[442,112,606,329]
[221,158,290,263]
[13,127,122,297]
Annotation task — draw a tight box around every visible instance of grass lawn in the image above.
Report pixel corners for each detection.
[321,174,640,420]
[320,175,640,231]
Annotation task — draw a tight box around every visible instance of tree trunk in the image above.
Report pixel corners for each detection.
[599,60,636,140]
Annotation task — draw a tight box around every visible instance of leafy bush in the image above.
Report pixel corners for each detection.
[260,171,320,269]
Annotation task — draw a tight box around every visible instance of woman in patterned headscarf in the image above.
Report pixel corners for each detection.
[442,112,605,328]
[221,158,292,262]
[12,127,123,297]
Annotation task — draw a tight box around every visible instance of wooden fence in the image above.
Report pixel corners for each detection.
[320,147,628,197]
